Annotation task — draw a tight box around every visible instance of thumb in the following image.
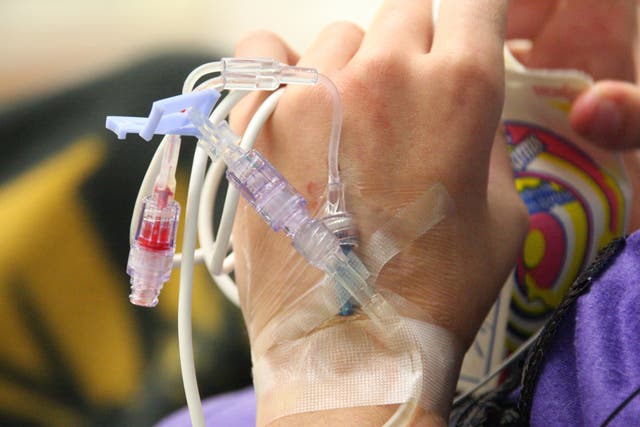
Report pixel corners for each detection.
[570,81,640,150]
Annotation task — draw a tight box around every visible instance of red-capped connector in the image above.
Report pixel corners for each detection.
[127,195,180,307]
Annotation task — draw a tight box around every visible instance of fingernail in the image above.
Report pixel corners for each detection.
[580,94,622,141]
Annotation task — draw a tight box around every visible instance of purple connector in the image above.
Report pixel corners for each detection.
[226,149,310,237]
[127,195,180,307]
[190,114,379,318]
[225,149,348,271]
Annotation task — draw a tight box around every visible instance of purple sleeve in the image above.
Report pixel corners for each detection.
[154,387,255,427]
[532,231,640,426]
[154,233,640,427]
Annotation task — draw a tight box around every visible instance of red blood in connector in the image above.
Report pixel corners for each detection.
[137,217,173,251]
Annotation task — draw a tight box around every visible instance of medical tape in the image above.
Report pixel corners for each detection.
[250,183,462,425]
[358,182,454,279]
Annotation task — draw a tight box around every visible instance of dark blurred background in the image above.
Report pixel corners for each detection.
[0,1,396,425]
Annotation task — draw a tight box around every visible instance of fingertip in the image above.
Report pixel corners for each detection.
[570,85,624,149]
[569,89,600,135]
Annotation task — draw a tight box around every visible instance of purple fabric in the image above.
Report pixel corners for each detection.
[531,231,640,426]
[155,233,640,427]
[154,387,256,427]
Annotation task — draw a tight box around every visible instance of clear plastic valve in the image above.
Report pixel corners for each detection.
[222,73,280,91]
[219,58,318,90]
[221,57,281,74]
[127,195,180,307]
[277,66,318,85]
[226,149,310,236]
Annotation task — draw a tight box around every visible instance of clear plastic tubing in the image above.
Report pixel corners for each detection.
[183,59,345,214]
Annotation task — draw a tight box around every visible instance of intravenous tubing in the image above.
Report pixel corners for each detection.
[189,109,387,320]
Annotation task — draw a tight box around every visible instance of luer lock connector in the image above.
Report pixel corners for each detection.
[127,195,180,307]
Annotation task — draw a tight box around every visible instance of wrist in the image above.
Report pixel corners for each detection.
[251,297,464,426]
[266,406,448,427]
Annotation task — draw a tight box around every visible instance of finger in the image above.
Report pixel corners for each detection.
[231,30,300,132]
[487,129,529,244]
[488,128,514,188]
[487,130,529,279]
[297,21,364,72]
[516,0,637,81]
[506,0,555,40]
[359,0,434,55]
[570,81,640,150]
[432,0,508,59]
[234,29,299,65]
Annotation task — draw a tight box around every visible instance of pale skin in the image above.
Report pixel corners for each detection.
[230,0,526,426]
[225,0,639,426]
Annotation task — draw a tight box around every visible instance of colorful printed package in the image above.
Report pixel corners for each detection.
[458,49,632,391]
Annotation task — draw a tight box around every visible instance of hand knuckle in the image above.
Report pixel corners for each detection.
[438,53,504,102]
[235,29,282,55]
[354,49,410,85]
[321,20,364,41]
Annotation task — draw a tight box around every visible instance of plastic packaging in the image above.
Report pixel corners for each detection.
[459,49,632,390]
[503,55,631,352]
